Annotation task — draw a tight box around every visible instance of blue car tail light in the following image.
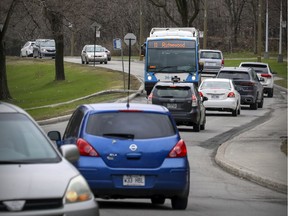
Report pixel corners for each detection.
[168,139,187,158]
[77,138,99,157]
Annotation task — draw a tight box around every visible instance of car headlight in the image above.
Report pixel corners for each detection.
[41,48,47,52]
[64,175,93,203]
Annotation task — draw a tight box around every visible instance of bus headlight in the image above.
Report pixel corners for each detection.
[192,76,196,80]
[148,75,152,81]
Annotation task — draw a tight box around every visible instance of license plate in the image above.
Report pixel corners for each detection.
[211,95,219,99]
[123,175,145,186]
[205,62,216,66]
[166,103,177,109]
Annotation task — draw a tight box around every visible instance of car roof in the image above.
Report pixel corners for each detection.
[199,49,222,53]
[219,67,252,72]
[81,103,169,113]
[0,101,26,113]
[240,62,269,66]
[202,78,232,83]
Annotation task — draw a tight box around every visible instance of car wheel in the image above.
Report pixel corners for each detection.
[250,102,258,110]
[104,61,108,64]
[151,197,165,205]
[86,58,89,64]
[232,109,238,117]
[81,58,84,64]
[258,95,264,108]
[200,123,205,130]
[238,107,241,115]
[171,196,188,210]
[193,123,200,132]
[268,89,274,98]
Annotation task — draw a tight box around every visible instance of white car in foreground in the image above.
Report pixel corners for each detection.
[199,78,241,116]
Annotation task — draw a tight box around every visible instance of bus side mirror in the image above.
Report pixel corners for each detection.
[141,43,146,56]
[199,61,204,71]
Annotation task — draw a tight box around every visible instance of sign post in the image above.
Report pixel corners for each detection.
[124,33,136,90]
[90,22,101,66]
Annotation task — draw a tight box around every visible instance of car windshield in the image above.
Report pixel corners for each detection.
[86,112,176,139]
[40,40,55,47]
[200,51,221,59]
[86,46,104,52]
[218,71,250,80]
[0,113,60,163]
[201,81,231,90]
[155,86,191,98]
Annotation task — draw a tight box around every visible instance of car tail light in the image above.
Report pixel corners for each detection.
[147,93,153,104]
[192,95,198,106]
[76,138,99,157]
[261,73,272,78]
[227,92,235,97]
[168,139,187,158]
[221,59,224,66]
[199,91,204,97]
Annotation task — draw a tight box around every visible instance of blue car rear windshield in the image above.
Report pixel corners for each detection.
[86,112,176,139]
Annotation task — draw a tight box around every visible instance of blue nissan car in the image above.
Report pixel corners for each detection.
[49,103,190,210]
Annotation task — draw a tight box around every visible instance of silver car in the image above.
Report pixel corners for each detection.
[81,45,108,64]
[0,102,99,216]
[199,49,224,75]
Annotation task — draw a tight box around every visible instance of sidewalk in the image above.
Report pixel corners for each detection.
[215,88,287,194]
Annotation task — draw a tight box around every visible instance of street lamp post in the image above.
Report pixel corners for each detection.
[90,22,101,67]
[278,0,283,63]
[264,0,269,59]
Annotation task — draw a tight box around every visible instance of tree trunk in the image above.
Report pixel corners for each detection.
[0,40,12,100]
[54,33,65,81]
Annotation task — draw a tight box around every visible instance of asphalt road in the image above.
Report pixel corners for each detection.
[42,58,287,216]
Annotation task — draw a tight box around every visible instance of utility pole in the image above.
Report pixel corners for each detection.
[278,0,283,63]
[257,0,262,62]
[139,0,144,61]
[264,0,269,59]
[203,0,207,49]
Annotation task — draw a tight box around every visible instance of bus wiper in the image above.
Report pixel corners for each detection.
[103,133,135,139]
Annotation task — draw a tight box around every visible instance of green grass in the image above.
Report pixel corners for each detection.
[5,57,141,120]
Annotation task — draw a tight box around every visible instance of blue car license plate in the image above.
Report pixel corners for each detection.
[123,175,145,186]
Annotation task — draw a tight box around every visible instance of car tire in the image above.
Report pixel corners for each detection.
[238,107,241,115]
[250,102,258,110]
[268,89,274,98]
[86,59,89,64]
[193,123,200,132]
[81,58,84,64]
[171,196,188,210]
[258,96,264,108]
[200,124,205,130]
[232,109,238,117]
[151,197,165,205]
[104,61,108,64]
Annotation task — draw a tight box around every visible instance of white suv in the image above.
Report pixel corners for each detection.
[239,62,275,97]
[199,49,224,75]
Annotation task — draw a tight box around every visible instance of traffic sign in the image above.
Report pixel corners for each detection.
[113,38,122,50]
[124,33,136,46]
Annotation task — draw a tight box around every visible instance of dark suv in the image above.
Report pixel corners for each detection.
[148,78,207,132]
[216,67,264,110]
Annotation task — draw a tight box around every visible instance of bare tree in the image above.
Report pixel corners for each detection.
[147,0,200,27]
[223,0,248,48]
[0,0,19,100]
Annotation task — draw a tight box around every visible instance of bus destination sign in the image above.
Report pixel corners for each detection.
[148,40,195,49]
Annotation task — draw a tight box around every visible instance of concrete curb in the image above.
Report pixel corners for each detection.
[215,133,287,195]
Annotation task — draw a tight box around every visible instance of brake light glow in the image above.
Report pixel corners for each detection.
[221,59,224,66]
[227,92,235,97]
[261,73,272,78]
[199,92,204,97]
[77,138,99,157]
[192,95,197,106]
[168,139,187,158]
